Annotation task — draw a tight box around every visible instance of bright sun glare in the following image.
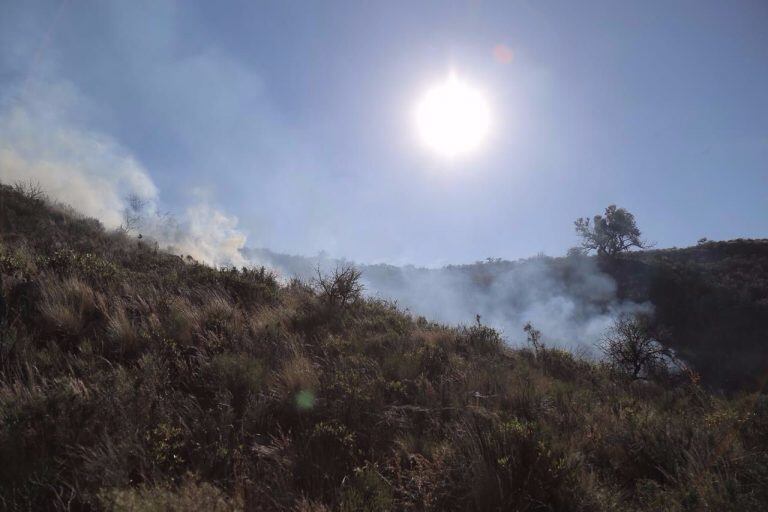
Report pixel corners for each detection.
[415,72,491,160]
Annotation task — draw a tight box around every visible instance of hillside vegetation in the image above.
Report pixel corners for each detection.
[251,238,768,392]
[605,240,768,391]
[1,184,767,511]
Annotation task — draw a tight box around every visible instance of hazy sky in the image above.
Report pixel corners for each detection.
[1,0,766,266]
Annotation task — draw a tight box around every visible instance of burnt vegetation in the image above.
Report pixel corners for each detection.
[1,184,767,511]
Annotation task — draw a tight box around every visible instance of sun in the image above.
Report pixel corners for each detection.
[415,72,491,160]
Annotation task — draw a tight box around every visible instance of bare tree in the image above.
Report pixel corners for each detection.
[121,193,147,233]
[574,205,648,257]
[12,180,46,201]
[524,321,544,357]
[314,265,364,309]
[599,315,677,380]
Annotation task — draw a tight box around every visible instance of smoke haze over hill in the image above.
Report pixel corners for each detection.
[0,83,649,350]
[0,76,650,349]
[248,248,652,349]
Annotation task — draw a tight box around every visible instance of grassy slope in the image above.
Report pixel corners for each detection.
[1,184,767,511]
[253,239,768,392]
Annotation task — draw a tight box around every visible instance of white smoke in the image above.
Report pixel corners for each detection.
[0,81,158,228]
[362,257,653,350]
[0,79,252,268]
[250,248,652,350]
[138,199,250,268]
[1,81,649,347]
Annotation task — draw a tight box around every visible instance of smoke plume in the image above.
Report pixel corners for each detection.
[249,248,652,350]
[1,82,649,350]
[0,79,251,268]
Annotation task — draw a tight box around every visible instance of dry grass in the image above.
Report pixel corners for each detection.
[165,297,200,345]
[106,302,142,355]
[199,292,241,344]
[1,183,767,511]
[39,277,97,336]
[275,353,320,397]
[99,475,243,512]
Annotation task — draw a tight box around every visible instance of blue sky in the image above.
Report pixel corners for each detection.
[1,0,766,266]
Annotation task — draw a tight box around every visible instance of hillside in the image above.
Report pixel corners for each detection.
[606,241,768,391]
[251,239,768,392]
[1,183,767,511]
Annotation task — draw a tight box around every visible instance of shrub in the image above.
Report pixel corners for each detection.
[599,315,679,380]
[219,266,279,306]
[440,414,585,511]
[295,420,359,500]
[459,323,503,356]
[314,265,363,310]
